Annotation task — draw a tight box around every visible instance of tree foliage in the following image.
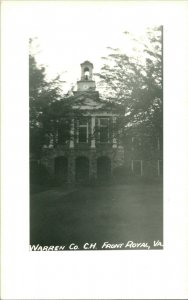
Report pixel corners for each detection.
[97,26,163,137]
[29,39,74,158]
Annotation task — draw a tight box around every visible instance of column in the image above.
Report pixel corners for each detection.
[157,160,160,176]
[157,137,160,150]
[141,160,143,176]
[131,160,134,173]
[91,116,96,148]
[69,118,74,148]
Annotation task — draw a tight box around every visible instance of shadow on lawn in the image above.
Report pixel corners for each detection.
[30,181,163,250]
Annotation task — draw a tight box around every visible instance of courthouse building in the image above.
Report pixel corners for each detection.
[40,61,162,184]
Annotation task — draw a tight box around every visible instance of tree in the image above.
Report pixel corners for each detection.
[96,26,163,139]
[29,38,69,158]
[29,39,85,160]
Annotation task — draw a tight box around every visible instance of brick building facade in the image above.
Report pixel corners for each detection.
[39,61,162,184]
[40,61,125,184]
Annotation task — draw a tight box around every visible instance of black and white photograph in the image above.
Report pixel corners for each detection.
[29,18,163,251]
[1,1,188,299]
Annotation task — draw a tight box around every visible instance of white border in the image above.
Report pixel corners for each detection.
[1,1,188,299]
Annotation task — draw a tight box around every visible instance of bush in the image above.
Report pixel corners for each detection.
[30,161,52,185]
[112,165,131,183]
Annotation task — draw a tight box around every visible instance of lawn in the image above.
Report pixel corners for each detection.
[30,183,163,250]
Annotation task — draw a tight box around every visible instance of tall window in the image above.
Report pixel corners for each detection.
[78,118,88,143]
[152,136,162,150]
[132,160,143,176]
[99,118,109,143]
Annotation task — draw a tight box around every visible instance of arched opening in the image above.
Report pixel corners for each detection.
[75,157,89,183]
[97,156,111,180]
[84,67,90,80]
[54,156,68,184]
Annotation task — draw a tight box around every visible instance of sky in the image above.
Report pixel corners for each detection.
[28,2,151,93]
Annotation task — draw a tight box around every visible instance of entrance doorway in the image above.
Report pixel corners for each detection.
[97,156,111,180]
[75,157,89,183]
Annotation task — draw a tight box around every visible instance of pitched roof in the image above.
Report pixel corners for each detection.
[80,61,93,67]
[71,91,122,112]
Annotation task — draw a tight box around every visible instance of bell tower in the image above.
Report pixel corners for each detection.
[77,61,96,91]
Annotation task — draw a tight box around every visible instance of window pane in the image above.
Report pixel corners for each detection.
[100,127,108,142]
[79,127,87,142]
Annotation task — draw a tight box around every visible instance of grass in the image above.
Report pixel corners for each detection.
[30,182,163,250]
